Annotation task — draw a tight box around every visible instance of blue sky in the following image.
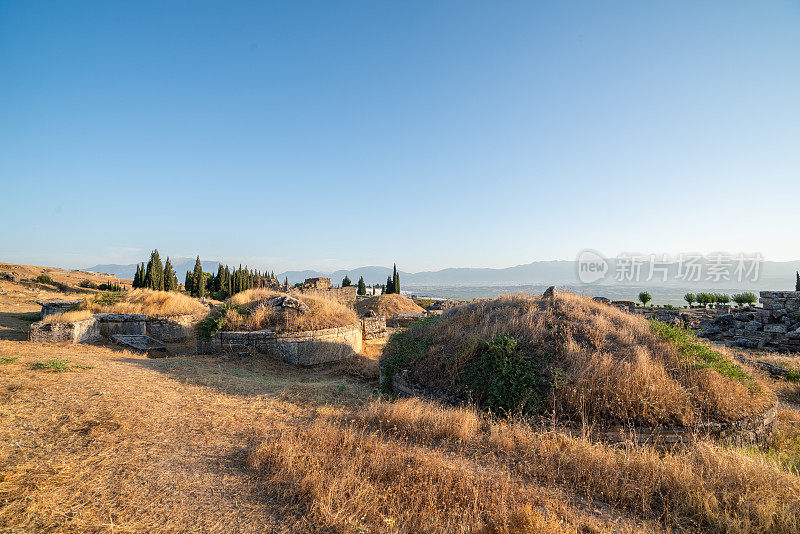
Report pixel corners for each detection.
[1,1,799,272]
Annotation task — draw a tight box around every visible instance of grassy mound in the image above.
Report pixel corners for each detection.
[83,289,210,318]
[381,293,773,426]
[199,288,358,338]
[354,294,424,317]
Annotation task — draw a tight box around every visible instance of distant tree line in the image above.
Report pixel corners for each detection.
[683,292,757,308]
[185,259,277,299]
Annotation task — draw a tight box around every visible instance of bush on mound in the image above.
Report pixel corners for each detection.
[198,288,358,339]
[354,294,424,317]
[380,293,773,426]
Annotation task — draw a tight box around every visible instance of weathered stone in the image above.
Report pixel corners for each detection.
[542,286,557,298]
[764,324,788,334]
[37,299,81,318]
[30,317,100,343]
[111,334,167,355]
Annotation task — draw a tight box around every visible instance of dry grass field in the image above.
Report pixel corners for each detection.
[2,282,800,532]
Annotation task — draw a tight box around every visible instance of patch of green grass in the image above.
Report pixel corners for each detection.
[0,356,20,364]
[649,320,754,384]
[93,291,125,306]
[30,357,90,372]
[787,370,800,383]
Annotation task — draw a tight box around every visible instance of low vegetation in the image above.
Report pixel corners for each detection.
[30,357,89,372]
[198,288,358,338]
[83,288,210,317]
[381,293,773,425]
[41,309,94,323]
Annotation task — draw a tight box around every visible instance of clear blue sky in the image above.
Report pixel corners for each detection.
[2,1,798,272]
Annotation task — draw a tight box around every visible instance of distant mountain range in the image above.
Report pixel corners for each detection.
[87,258,800,293]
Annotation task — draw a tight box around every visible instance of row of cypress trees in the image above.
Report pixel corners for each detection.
[132,250,178,291]
[184,260,278,299]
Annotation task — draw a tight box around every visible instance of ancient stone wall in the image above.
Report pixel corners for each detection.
[145,314,196,343]
[94,313,147,338]
[30,313,199,345]
[30,317,100,343]
[699,291,800,352]
[196,323,363,366]
[361,315,386,340]
[37,299,81,318]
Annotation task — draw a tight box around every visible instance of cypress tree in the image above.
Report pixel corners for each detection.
[342,275,351,287]
[796,271,800,291]
[357,276,366,295]
[184,271,192,292]
[393,264,400,294]
[284,276,288,289]
[144,250,164,291]
[133,264,141,288]
[163,257,177,291]
[385,275,394,294]
[192,256,204,298]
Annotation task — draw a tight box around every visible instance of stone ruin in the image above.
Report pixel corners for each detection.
[37,299,82,318]
[698,291,800,352]
[302,277,331,290]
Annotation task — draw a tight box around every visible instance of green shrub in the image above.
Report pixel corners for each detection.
[79,280,97,289]
[380,316,437,394]
[0,356,19,364]
[36,274,54,285]
[461,335,561,415]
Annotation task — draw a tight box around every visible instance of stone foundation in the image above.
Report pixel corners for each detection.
[30,317,100,343]
[196,323,363,366]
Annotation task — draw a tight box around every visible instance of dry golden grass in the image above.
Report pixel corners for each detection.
[85,288,209,317]
[354,397,800,533]
[3,334,800,533]
[249,419,570,534]
[40,309,93,323]
[224,288,358,332]
[383,292,773,426]
[354,293,425,317]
